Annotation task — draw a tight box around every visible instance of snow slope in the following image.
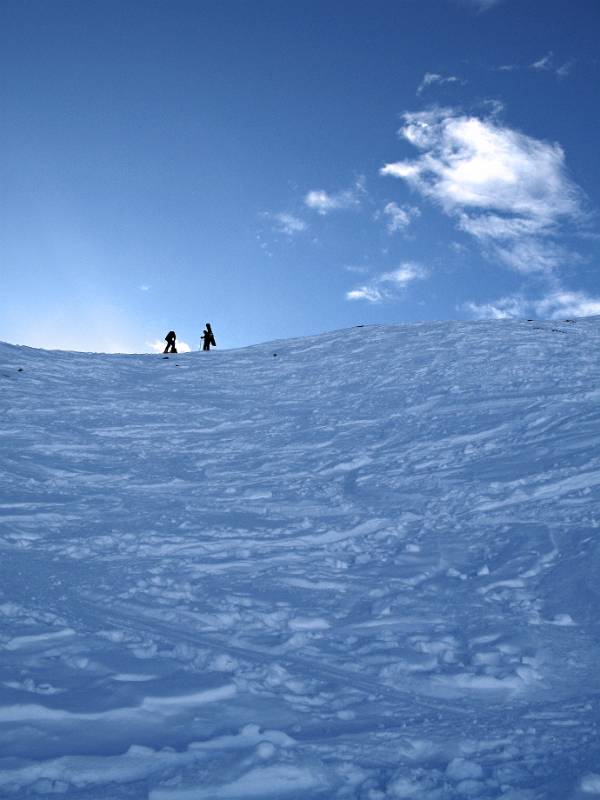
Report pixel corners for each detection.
[1,319,600,799]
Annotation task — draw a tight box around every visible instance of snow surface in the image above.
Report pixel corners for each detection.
[1,319,600,799]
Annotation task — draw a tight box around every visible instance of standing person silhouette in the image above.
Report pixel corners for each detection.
[201,323,216,351]
[163,331,177,353]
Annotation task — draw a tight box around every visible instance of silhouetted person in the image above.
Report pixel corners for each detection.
[164,330,177,354]
[201,323,216,351]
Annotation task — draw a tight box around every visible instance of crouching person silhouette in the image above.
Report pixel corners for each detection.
[164,330,177,354]
[201,323,216,351]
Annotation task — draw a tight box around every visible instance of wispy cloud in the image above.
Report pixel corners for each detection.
[417,72,464,96]
[346,285,384,303]
[464,295,532,319]
[499,52,575,78]
[531,52,554,71]
[531,51,574,77]
[382,202,421,234]
[344,264,370,275]
[346,263,427,303]
[465,289,600,320]
[262,211,308,235]
[535,291,600,318]
[380,108,585,274]
[556,60,576,78]
[305,177,366,215]
[457,216,573,272]
[457,0,502,12]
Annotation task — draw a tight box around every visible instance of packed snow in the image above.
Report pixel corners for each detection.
[1,319,600,799]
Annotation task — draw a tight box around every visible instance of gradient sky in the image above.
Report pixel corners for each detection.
[1,0,599,352]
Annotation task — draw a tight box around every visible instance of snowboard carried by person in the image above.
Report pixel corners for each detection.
[201,323,216,351]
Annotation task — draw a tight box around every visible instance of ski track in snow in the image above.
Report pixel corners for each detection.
[1,319,600,798]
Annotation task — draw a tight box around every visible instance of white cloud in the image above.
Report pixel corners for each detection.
[277,213,307,234]
[381,110,579,219]
[464,296,529,319]
[346,286,384,303]
[556,60,576,78]
[498,54,575,78]
[485,239,569,273]
[465,290,600,320]
[305,177,365,215]
[263,212,307,235]
[531,52,554,71]
[380,108,584,273]
[383,202,421,234]
[535,291,600,318]
[457,214,573,272]
[384,264,427,286]
[417,72,463,95]
[457,214,546,240]
[346,263,427,304]
[139,285,150,292]
[147,339,192,354]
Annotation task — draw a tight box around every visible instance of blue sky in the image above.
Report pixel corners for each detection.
[1,0,599,352]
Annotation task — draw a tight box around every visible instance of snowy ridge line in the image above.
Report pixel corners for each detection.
[78,595,476,719]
